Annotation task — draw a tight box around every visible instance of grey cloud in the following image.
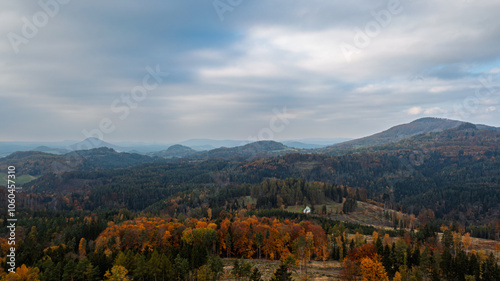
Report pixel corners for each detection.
[1,0,499,142]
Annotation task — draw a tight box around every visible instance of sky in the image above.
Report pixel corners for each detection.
[1,0,500,143]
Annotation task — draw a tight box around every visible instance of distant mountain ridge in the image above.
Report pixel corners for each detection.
[2,117,498,181]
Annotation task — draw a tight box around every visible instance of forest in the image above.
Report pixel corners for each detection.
[1,126,500,280]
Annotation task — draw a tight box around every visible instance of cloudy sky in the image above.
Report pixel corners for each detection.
[1,0,500,143]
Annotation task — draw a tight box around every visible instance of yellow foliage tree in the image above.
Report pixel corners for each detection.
[78,238,87,257]
[3,264,40,281]
[462,232,472,253]
[104,265,131,281]
[359,257,389,281]
[393,271,403,281]
[383,234,391,246]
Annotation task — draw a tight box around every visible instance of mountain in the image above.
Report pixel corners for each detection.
[150,144,197,158]
[360,122,500,155]
[70,137,124,151]
[193,140,294,160]
[320,117,469,155]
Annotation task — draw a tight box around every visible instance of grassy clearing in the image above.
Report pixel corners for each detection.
[0,173,38,185]
[287,200,394,230]
[221,258,341,281]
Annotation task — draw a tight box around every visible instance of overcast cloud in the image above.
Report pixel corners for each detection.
[1,0,499,142]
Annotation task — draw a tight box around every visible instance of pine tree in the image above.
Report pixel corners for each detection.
[270,263,292,281]
[174,255,189,281]
[147,250,163,281]
[250,267,263,281]
[207,255,224,281]
[133,254,148,281]
[256,232,263,259]
[62,260,77,281]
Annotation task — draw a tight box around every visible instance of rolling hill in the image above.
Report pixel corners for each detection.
[193,140,295,160]
[149,144,197,158]
[319,117,468,155]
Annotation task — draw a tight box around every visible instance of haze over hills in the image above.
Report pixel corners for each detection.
[70,137,125,151]
[1,117,498,181]
[0,137,348,157]
[2,117,499,164]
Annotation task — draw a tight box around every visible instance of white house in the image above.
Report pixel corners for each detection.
[303,206,311,214]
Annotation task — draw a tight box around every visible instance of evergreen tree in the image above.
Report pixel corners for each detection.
[250,267,263,281]
[174,255,189,281]
[207,255,224,281]
[133,254,148,281]
[62,260,77,281]
[270,263,292,281]
[147,250,163,281]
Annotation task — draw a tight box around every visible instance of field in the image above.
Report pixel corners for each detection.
[287,200,395,229]
[0,172,38,185]
[220,258,342,281]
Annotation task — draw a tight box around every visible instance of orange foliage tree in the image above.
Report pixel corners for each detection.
[95,216,329,262]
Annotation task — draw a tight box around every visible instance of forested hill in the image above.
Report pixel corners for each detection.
[0,147,164,176]
[318,117,484,155]
[0,141,295,177]
[236,126,500,222]
[191,140,296,160]
[148,144,197,158]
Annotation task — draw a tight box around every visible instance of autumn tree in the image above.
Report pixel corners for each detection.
[462,232,472,253]
[78,238,87,257]
[359,257,389,281]
[340,258,359,281]
[104,265,131,281]
[3,264,40,281]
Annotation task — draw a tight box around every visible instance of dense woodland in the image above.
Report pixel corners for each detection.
[1,125,500,280]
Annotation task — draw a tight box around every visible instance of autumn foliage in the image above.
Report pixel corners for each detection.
[95,216,329,261]
[341,243,388,281]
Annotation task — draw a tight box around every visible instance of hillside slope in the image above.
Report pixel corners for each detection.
[320,117,467,155]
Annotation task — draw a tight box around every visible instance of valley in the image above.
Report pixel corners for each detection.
[1,117,499,280]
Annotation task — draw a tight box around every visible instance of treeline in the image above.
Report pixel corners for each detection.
[0,215,329,280]
[144,177,367,227]
[251,178,343,208]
